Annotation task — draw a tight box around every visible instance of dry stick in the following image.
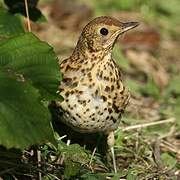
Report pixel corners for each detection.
[24,0,31,32]
[121,117,175,132]
[161,140,180,155]
[37,150,42,180]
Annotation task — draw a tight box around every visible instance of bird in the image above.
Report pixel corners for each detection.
[54,16,139,172]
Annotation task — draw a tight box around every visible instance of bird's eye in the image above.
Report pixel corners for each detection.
[100,28,109,35]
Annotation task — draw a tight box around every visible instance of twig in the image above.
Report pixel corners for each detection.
[59,135,67,140]
[121,117,175,132]
[37,150,42,180]
[24,0,31,32]
[161,140,180,155]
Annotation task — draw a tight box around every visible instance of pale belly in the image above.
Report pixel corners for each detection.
[57,84,121,134]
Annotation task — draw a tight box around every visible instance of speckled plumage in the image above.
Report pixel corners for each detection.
[55,16,138,134]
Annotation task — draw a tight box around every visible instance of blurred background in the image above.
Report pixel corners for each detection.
[31,0,180,177]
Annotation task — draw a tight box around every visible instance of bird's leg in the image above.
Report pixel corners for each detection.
[107,131,117,173]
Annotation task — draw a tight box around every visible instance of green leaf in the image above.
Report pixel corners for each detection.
[64,160,81,179]
[161,153,177,169]
[0,71,55,149]
[0,32,62,100]
[0,8,24,38]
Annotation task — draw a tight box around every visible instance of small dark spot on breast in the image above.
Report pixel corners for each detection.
[101,95,107,101]
[99,71,103,78]
[105,86,111,92]
[76,113,81,118]
[104,76,109,81]
[70,90,74,94]
[81,69,85,73]
[65,91,69,97]
[87,72,92,78]
[79,59,84,63]
[111,85,114,91]
[72,82,78,87]
[63,77,72,82]
[108,108,113,114]
[113,103,119,113]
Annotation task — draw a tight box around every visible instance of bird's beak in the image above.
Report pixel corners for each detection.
[121,22,139,33]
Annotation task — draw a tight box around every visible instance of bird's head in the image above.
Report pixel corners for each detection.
[74,16,139,57]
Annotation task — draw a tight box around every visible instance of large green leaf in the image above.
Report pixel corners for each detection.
[0,8,24,38]
[0,71,55,149]
[0,33,62,100]
[0,33,62,149]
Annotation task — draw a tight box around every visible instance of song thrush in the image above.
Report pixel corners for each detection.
[55,16,138,172]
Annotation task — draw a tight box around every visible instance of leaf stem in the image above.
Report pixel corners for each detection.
[24,0,31,32]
